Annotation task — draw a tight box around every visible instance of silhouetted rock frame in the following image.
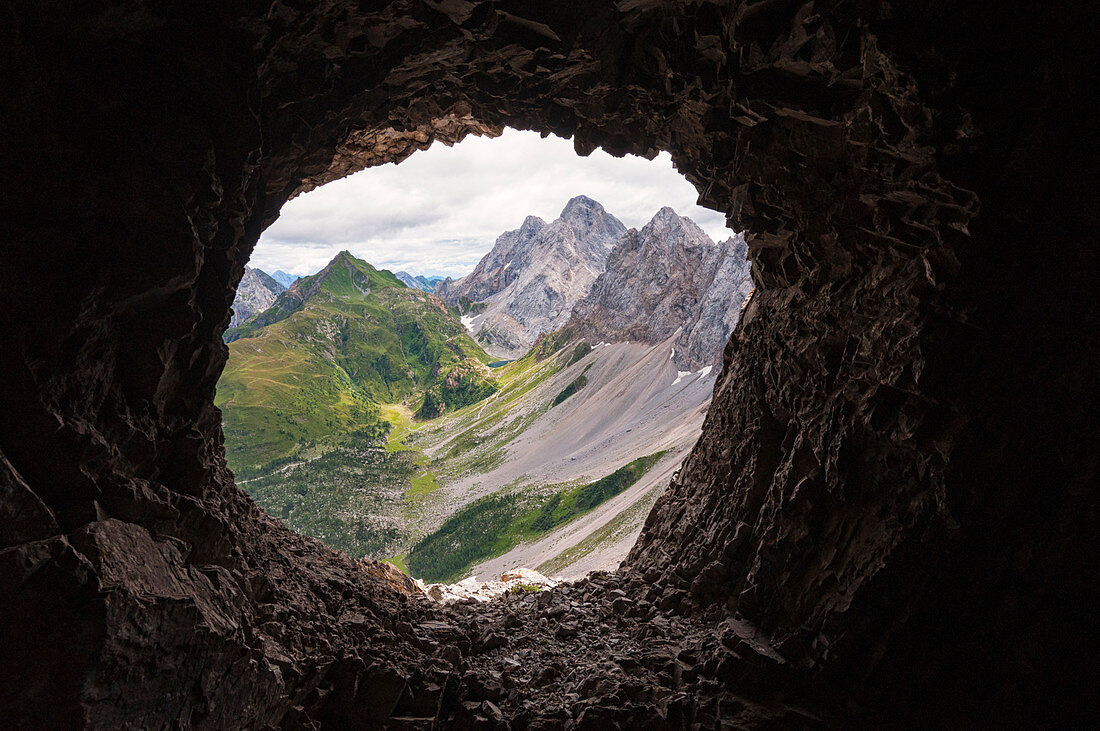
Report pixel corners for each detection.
[0,0,1095,726]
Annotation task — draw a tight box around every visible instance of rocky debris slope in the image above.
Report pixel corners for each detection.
[228,266,285,329]
[569,207,753,370]
[438,196,626,358]
[409,337,715,581]
[417,570,824,727]
[419,568,559,604]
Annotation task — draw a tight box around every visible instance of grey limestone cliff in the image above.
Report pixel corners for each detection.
[440,195,626,358]
[229,266,287,329]
[568,207,753,370]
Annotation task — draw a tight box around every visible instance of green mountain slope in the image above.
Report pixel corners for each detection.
[216,251,498,471]
[405,451,667,582]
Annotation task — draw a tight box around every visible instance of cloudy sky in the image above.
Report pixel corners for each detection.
[250,128,733,278]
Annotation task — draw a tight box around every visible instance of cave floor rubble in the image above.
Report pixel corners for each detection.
[382,568,829,728]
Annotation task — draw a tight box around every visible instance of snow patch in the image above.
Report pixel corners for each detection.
[461,314,476,331]
[699,365,713,377]
[671,370,691,385]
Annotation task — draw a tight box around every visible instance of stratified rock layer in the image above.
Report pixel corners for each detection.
[0,0,1095,728]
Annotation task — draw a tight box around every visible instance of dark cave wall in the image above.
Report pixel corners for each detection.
[628,0,1099,719]
[0,0,1095,726]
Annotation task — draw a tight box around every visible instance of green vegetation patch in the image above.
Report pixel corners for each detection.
[568,342,592,365]
[458,298,489,315]
[530,451,666,531]
[406,493,525,582]
[552,370,589,407]
[240,442,416,559]
[407,451,667,582]
[384,553,409,575]
[407,470,441,499]
[537,481,667,577]
[511,583,542,594]
[217,250,497,471]
[416,359,499,419]
[529,326,577,361]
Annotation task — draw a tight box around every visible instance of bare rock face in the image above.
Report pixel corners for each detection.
[0,0,1095,727]
[569,207,753,370]
[439,195,626,357]
[227,266,286,329]
[435,215,547,304]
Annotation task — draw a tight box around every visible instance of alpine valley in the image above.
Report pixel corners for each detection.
[218,196,752,582]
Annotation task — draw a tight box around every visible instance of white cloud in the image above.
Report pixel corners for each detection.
[250,128,734,278]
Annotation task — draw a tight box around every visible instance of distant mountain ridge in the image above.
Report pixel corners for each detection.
[437,195,626,358]
[270,270,298,288]
[436,195,751,369]
[229,267,286,329]
[396,271,445,292]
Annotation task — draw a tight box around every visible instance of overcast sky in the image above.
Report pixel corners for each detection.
[250,128,734,278]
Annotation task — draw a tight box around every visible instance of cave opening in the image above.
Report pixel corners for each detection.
[2,0,1094,727]
[221,127,748,589]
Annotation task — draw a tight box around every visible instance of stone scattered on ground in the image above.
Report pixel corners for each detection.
[391,568,829,727]
[419,567,559,603]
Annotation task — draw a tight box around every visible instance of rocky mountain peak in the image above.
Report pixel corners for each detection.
[519,215,547,235]
[651,205,679,221]
[560,194,601,219]
[643,206,705,239]
[271,270,298,287]
[720,234,749,260]
[557,194,626,243]
[330,250,357,267]
[396,271,443,292]
[228,266,286,330]
[568,212,752,370]
[442,197,627,357]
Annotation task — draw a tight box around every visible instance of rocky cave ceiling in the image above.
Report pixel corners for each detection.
[0,0,1095,727]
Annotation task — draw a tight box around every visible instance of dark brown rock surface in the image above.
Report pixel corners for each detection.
[0,0,1095,728]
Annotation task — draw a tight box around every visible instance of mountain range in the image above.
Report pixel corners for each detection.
[218,195,753,579]
[270,270,298,288]
[568,206,752,370]
[436,195,626,358]
[396,271,445,292]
